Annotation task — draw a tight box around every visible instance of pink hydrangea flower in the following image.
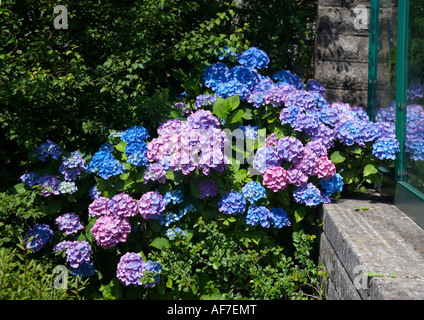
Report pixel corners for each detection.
[108,192,138,218]
[91,215,131,249]
[262,166,289,192]
[88,196,110,217]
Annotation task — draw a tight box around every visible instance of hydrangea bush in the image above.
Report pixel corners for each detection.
[13,46,416,300]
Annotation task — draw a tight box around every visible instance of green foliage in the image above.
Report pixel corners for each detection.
[330,144,382,193]
[0,0,250,190]
[0,190,48,246]
[0,244,87,300]
[145,218,325,300]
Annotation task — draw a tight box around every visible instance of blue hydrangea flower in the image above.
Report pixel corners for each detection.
[141,260,162,288]
[293,183,322,206]
[246,205,272,228]
[121,125,149,144]
[70,260,95,279]
[20,172,41,186]
[163,190,184,206]
[86,150,125,180]
[165,227,186,240]
[372,136,400,160]
[242,181,266,204]
[218,191,247,215]
[238,125,260,140]
[237,47,270,69]
[89,185,101,200]
[272,70,304,90]
[201,62,230,90]
[24,224,54,253]
[125,141,149,167]
[269,208,291,228]
[34,140,62,161]
[319,173,344,196]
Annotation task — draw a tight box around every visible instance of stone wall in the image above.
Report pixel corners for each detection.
[315,0,397,107]
[315,0,371,107]
[319,190,424,300]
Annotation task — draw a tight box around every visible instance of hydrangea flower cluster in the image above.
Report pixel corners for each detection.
[20,172,41,186]
[91,214,132,249]
[121,126,150,167]
[293,183,323,207]
[218,191,247,215]
[58,181,78,195]
[164,189,184,206]
[89,192,138,248]
[24,224,54,253]
[319,173,344,196]
[38,174,61,197]
[59,151,86,181]
[86,149,125,180]
[54,240,92,268]
[242,181,266,204]
[197,179,218,199]
[159,204,196,227]
[116,252,161,288]
[34,140,61,161]
[146,110,230,177]
[53,240,95,279]
[236,47,270,69]
[138,191,166,220]
[55,212,84,235]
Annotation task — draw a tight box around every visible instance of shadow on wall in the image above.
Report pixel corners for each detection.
[314,3,370,107]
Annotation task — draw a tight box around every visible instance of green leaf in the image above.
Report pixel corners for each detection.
[228,109,244,124]
[212,97,228,120]
[150,237,171,250]
[363,164,378,177]
[12,183,26,195]
[115,141,127,153]
[330,151,346,164]
[294,207,307,223]
[226,95,240,112]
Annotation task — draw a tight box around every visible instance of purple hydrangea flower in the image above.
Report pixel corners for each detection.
[34,140,61,161]
[54,240,93,269]
[88,196,109,217]
[197,179,218,199]
[276,136,304,163]
[55,212,84,235]
[59,151,86,181]
[116,252,162,288]
[24,224,54,253]
[38,174,61,197]
[138,191,166,220]
[108,192,138,218]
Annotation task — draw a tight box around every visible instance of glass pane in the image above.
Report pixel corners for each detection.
[375,0,398,173]
[406,0,424,192]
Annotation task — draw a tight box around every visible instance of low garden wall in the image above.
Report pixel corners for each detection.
[318,190,424,300]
